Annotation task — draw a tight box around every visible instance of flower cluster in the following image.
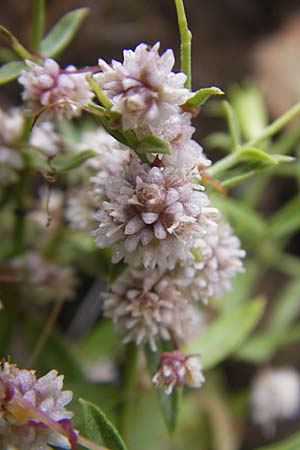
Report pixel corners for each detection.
[0,107,24,185]
[0,361,74,450]
[19,58,94,118]
[251,367,300,434]
[91,42,245,393]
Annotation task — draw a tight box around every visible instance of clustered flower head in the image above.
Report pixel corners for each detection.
[152,351,205,395]
[0,361,74,450]
[251,367,300,434]
[11,252,76,304]
[19,58,94,118]
[0,107,24,185]
[96,42,192,130]
[92,41,245,394]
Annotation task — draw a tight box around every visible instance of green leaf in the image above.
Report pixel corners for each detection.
[269,278,300,330]
[229,84,268,142]
[79,398,128,450]
[40,8,89,57]
[32,0,45,51]
[236,326,300,364]
[204,132,233,152]
[145,343,180,433]
[253,433,300,450]
[239,147,278,168]
[79,320,118,361]
[0,61,25,84]
[136,135,172,155]
[51,149,97,172]
[269,197,300,239]
[186,86,224,108]
[219,167,258,188]
[185,298,265,370]
[222,100,241,150]
[212,196,266,240]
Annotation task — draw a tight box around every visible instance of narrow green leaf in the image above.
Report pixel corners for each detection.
[0,26,32,60]
[268,278,300,331]
[40,8,89,57]
[79,398,128,450]
[220,168,257,188]
[236,326,300,364]
[185,298,265,370]
[229,84,268,142]
[204,132,232,152]
[136,135,172,155]
[212,196,266,239]
[269,197,300,239]
[145,343,179,433]
[222,100,241,150]
[186,86,224,108]
[253,433,300,450]
[51,149,97,172]
[0,61,25,84]
[239,147,277,167]
[32,0,45,51]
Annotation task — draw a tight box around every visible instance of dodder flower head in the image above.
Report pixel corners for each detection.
[103,267,197,351]
[175,222,245,303]
[93,155,219,269]
[96,42,191,130]
[152,351,205,395]
[0,108,24,185]
[19,59,94,118]
[251,367,300,434]
[0,362,73,450]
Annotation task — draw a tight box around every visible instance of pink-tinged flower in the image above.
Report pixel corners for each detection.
[96,42,192,130]
[11,252,76,304]
[19,59,94,118]
[76,127,129,172]
[152,351,205,395]
[30,121,61,156]
[93,155,219,270]
[175,222,245,303]
[251,367,300,435]
[103,267,197,351]
[149,113,211,172]
[0,362,74,450]
[0,108,24,185]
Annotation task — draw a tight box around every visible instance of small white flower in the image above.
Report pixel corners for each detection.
[152,351,205,395]
[251,367,300,433]
[175,221,245,303]
[19,58,94,118]
[30,121,61,156]
[96,42,192,130]
[103,267,197,351]
[0,362,74,450]
[76,127,129,172]
[93,154,219,270]
[0,108,24,185]
[11,252,76,304]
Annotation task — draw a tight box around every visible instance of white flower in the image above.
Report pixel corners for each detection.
[93,155,219,270]
[152,351,205,395]
[19,58,94,118]
[30,121,61,156]
[103,267,197,351]
[65,187,99,231]
[11,252,76,304]
[251,367,300,433]
[175,222,245,303]
[96,42,192,130]
[76,127,129,172]
[0,108,24,185]
[0,362,73,450]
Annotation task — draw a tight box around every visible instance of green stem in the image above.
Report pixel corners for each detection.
[246,102,300,148]
[0,26,33,60]
[87,74,112,109]
[32,0,45,52]
[119,343,138,436]
[13,173,27,255]
[27,299,64,367]
[175,0,192,89]
[208,102,300,178]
